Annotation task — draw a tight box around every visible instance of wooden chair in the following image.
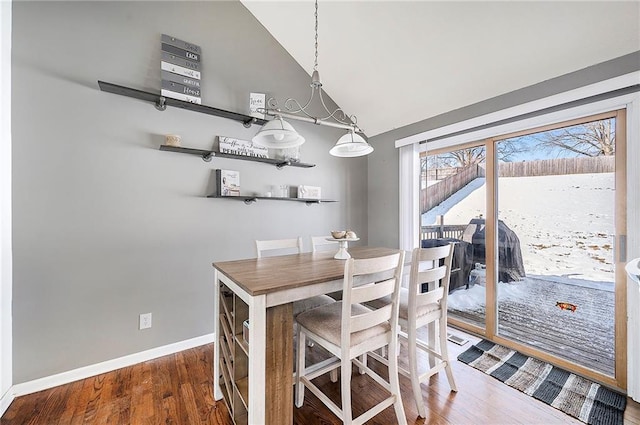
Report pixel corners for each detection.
[295,251,407,425]
[255,237,335,318]
[367,244,457,418]
[255,237,303,258]
[311,236,343,301]
[311,235,339,252]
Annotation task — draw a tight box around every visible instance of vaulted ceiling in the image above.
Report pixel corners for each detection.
[242,1,640,137]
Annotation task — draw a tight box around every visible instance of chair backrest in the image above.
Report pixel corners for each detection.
[341,251,404,348]
[255,237,303,258]
[408,243,454,325]
[310,236,338,253]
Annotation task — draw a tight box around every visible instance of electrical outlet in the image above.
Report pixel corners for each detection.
[139,313,152,330]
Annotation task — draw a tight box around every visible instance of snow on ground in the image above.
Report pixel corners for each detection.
[433,173,617,369]
[422,173,615,283]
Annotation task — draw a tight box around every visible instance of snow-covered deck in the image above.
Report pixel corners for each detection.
[423,173,616,375]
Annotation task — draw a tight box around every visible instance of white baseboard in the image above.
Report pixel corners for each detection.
[11,333,215,398]
[0,389,14,418]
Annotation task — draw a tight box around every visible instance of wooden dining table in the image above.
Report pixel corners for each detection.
[212,246,399,425]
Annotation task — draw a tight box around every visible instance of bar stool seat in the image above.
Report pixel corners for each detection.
[367,287,440,321]
[296,302,391,347]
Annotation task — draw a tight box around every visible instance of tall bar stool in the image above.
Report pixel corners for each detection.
[255,237,335,317]
[295,251,407,425]
[367,244,457,418]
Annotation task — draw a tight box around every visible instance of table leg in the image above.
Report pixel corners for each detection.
[266,303,294,425]
[213,270,223,401]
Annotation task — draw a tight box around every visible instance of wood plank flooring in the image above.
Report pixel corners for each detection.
[2,329,639,424]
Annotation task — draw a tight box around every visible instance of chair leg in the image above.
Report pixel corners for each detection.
[358,354,366,374]
[295,328,306,407]
[330,366,338,383]
[427,321,436,368]
[388,340,408,425]
[439,318,457,392]
[341,356,353,425]
[408,325,426,418]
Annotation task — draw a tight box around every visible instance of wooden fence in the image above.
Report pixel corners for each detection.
[421,164,480,213]
[495,156,614,177]
[422,156,614,214]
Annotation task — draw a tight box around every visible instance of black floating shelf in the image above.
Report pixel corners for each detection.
[207,195,338,205]
[159,145,315,169]
[98,81,268,127]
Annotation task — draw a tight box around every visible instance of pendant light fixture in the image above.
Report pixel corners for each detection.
[329,130,374,157]
[252,0,372,157]
[252,115,305,148]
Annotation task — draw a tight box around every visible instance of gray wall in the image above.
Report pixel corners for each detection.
[11,1,368,383]
[367,51,640,249]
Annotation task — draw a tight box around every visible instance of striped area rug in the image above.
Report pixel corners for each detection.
[458,340,626,425]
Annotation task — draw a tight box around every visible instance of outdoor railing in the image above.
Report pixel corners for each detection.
[420,224,467,240]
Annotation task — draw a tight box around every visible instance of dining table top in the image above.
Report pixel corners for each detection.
[212,246,400,296]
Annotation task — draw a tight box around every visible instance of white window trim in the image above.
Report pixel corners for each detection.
[397,80,640,400]
[395,71,639,148]
[0,0,13,415]
[398,143,420,252]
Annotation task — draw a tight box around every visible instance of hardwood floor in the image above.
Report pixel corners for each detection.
[2,330,640,424]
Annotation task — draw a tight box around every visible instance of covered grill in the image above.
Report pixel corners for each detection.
[461,218,526,283]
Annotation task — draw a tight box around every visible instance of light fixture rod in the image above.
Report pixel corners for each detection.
[260,108,362,133]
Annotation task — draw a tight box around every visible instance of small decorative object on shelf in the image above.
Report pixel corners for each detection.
[216,169,240,197]
[161,34,202,104]
[165,134,181,147]
[273,146,301,163]
[298,185,321,199]
[249,93,266,120]
[218,136,268,158]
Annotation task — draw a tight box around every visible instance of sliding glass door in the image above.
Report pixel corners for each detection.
[420,110,627,388]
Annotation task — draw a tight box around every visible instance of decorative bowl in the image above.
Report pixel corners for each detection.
[331,230,346,239]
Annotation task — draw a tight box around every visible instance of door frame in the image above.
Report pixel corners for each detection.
[463,109,628,390]
[405,88,639,393]
[0,0,13,414]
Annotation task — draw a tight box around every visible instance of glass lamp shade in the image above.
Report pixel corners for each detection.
[329,131,374,157]
[252,116,305,149]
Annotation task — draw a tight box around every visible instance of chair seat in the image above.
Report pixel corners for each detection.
[366,287,440,321]
[296,301,391,347]
[293,295,335,317]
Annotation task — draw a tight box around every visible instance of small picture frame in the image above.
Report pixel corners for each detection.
[216,169,240,197]
[249,93,266,119]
